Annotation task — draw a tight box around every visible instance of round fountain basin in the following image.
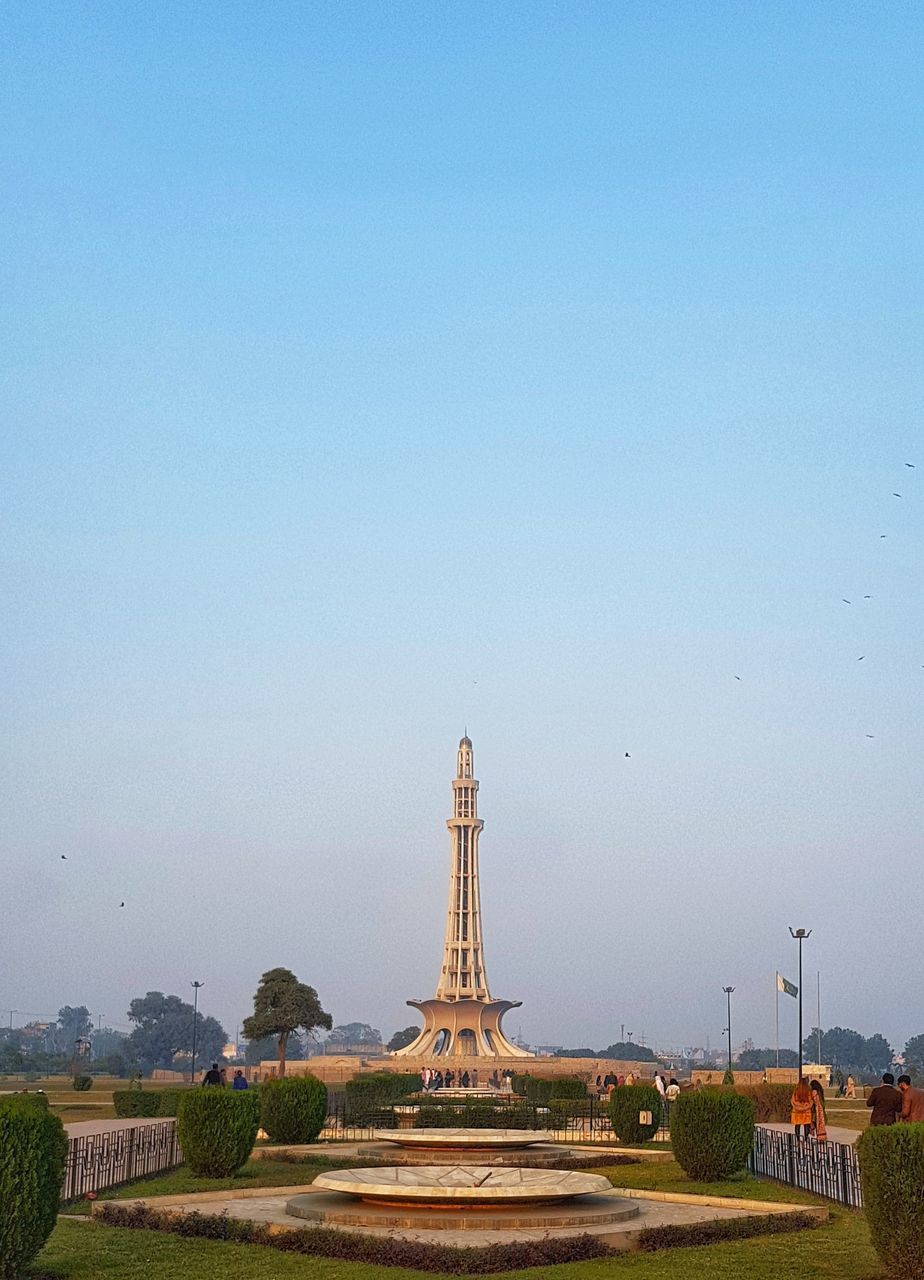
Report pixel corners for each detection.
[372,1127,553,1150]
[311,1165,612,1207]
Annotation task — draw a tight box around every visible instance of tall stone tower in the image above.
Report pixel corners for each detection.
[393,736,532,1059]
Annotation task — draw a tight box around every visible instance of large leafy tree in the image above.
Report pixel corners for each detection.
[387,1026,421,1052]
[55,1006,92,1054]
[127,991,226,1072]
[242,968,331,1077]
[802,1026,893,1073]
[904,1034,924,1076]
[328,1022,382,1047]
[244,1032,309,1065]
[737,1048,799,1070]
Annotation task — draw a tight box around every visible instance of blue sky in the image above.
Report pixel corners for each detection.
[2,2,922,1055]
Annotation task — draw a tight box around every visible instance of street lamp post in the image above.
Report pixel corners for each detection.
[788,928,812,1079]
[190,981,204,1085]
[723,987,735,1073]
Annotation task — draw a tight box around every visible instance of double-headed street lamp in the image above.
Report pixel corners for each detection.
[722,987,735,1072]
[788,928,812,1079]
[190,981,204,1084]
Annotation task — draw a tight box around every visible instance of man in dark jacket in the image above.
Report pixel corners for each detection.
[201,1062,222,1086]
[866,1072,902,1125]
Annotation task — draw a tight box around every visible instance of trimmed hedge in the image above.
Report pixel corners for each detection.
[113,1089,160,1118]
[671,1089,755,1180]
[608,1084,662,1143]
[637,1210,821,1252]
[97,1201,613,1272]
[261,1075,327,1144]
[177,1089,260,1177]
[0,1098,68,1279]
[72,1075,93,1091]
[732,1082,793,1123]
[0,1092,49,1113]
[415,1103,540,1130]
[343,1072,420,1125]
[511,1074,586,1102]
[857,1121,924,1279]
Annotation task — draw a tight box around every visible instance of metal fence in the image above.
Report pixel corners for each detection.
[319,1095,671,1145]
[748,1125,863,1208]
[62,1120,182,1202]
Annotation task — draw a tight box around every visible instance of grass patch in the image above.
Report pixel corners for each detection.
[63,1156,352,1212]
[593,1157,827,1205]
[37,1211,882,1280]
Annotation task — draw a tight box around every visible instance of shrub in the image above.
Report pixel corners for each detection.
[608,1085,662,1143]
[0,1100,68,1278]
[0,1092,49,1113]
[261,1075,327,1143]
[733,1082,792,1123]
[672,1089,755,1180]
[343,1072,419,1125]
[152,1088,184,1117]
[113,1089,160,1118]
[72,1075,93,1091]
[637,1210,821,1252]
[857,1122,924,1279]
[722,1067,735,1085]
[550,1076,587,1100]
[177,1089,260,1176]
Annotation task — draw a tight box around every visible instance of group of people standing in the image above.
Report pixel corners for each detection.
[594,1071,680,1101]
[865,1073,924,1125]
[420,1066,505,1091]
[200,1062,249,1089]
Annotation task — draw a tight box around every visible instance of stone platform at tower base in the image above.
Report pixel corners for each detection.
[356,1140,570,1166]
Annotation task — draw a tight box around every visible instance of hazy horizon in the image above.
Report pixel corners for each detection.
[2,4,922,1061]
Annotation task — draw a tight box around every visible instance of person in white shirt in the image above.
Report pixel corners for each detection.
[665,1078,681,1102]
[654,1073,666,1096]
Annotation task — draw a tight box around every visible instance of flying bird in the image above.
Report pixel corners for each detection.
[625,752,631,758]
[863,595,871,599]
[880,534,888,538]
[906,462,915,468]
[119,902,125,908]
[858,656,865,661]
[865,734,875,739]
[734,675,741,681]
[893,493,902,497]
[60,855,66,860]
[842,599,851,604]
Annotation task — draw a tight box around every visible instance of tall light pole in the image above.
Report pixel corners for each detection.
[723,987,735,1072]
[190,981,204,1085]
[788,928,811,1079]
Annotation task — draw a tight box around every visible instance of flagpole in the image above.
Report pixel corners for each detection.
[816,971,821,1066]
[775,972,779,1069]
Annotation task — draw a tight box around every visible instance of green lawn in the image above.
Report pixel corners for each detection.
[594,1158,826,1205]
[36,1211,882,1280]
[65,1157,346,1212]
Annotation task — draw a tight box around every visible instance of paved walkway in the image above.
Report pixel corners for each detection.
[65,1117,175,1139]
[761,1121,860,1146]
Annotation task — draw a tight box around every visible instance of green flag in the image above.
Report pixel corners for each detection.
[777,972,798,998]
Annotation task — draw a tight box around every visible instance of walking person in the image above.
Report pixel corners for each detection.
[845,1074,856,1099]
[665,1078,681,1103]
[654,1072,666,1098]
[809,1078,827,1142]
[791,1077,813,1139]
[866,1073,903,1126]
[232,1069,249,1090]
[202,1062,222,1086]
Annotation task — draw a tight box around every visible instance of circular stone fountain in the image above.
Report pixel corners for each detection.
[286,1165,639,1231]
[357,1126,571,1166]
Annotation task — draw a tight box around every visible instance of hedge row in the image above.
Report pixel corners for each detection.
[177,1090,260,1177]
[96,1202,612,1273]
[511,1074,587,1102]
[96,1200,821,1271]
[343,1073,420,1124]
[608,1084,662,1143]
[260,1076,327,1144]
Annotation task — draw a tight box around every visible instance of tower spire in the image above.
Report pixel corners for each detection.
[436,735,488,1000]
[393,737,532,1059]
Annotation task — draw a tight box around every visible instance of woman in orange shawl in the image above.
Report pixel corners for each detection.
[791,1077,813,1138]
[810,1078,827,1141]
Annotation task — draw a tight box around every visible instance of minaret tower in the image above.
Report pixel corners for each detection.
[436,735,489,1000]
[393,736,532,1059]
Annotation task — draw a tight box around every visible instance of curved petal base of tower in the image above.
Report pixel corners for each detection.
[392,998,534,1058]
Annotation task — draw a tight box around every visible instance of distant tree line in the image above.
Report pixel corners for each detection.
[555,1042,658,1062]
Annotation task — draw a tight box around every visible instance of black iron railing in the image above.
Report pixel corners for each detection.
[62,1121,182,1202]
[319,1095,671,1144]
[748,1125,863,1208]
